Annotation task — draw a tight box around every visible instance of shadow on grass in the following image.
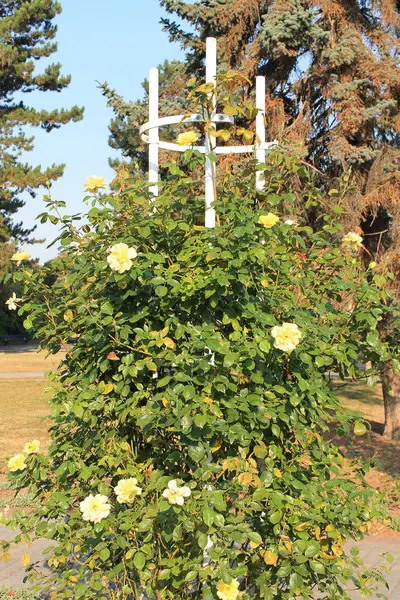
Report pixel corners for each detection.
[329,381,400,502]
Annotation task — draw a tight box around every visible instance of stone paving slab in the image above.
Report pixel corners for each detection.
[345,538,400,599]
[0,372,45,379]
[0,525,53,588]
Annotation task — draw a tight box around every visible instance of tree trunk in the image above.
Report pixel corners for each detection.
[381,361,400,439]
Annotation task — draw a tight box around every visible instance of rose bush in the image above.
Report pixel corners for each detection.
[2,145,399,599]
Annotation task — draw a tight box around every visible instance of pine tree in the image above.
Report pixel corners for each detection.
[0,0,84,242]
[101,59,186,173]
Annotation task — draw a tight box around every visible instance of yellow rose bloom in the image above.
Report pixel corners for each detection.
[107,243,137,273]
[342,232,363,250]
[114,478,142,504]
[177,131,199,146]
[258,213,280,228]
[271,323,302,353]
[84,176,107,194]
[8,454,26,472]
[5,292,22,311]
[216,578,241,600]
[79,494,111,523]
[162,479,191,506]
[23,440,41,455]
[11,251,31,265]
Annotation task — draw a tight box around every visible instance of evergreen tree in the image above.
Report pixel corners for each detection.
[0,0,84,242]
[105,0,400,437]
[102,59,186,173]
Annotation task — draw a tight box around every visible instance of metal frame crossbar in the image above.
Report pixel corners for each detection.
[141,37,278,228]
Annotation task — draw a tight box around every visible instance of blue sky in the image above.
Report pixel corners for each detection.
[18,0,184,262]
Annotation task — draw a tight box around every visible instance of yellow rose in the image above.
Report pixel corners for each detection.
[79,494,111,523]
[107,243,137,273]
[5,292,22,311]
[216,578,241,600]
[114,478,142,504]
[271,323,302,353]
[84,176,107,194]
[23,440,40,455]
[162,480,191,506]
[177,131,199,146]
[258,213,280,228]
[8,454,26,472]
[11,251,31,265]
[342,232,363,250]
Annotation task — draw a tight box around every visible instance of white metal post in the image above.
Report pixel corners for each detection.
[149,67,159,197]
[205,37,217,228]
[256,76,266,192]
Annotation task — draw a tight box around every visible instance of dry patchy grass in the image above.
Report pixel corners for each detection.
[0,379,52,472]
[333,380,400,535]
[336,380,385,424]
[0,350,62,373]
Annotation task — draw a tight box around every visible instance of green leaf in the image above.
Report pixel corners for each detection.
[248,532,263,545]
[183,385,195,400]
[310,561,325,574]
[156,286,168,297]
[194,414,207,428]
[366,332,379,348]
[223,352,237,368]
[99,548,110,561]
[188,445,205,463]
[305,542,320,557]
[259,340,270,353]
[198,534,209,549]
[254,446,268,458]
[23,317,33,330]
[269,510,282,524]
[101,302,113,315]
[212,491,226,512]
[202,507,215,527]
[133,552,146,570]
[289,572,303,592]
[353,421,367,436]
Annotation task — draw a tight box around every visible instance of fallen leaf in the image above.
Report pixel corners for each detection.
[21,553,30,567]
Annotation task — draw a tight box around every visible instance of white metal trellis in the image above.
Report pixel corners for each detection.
[139,37,278,228]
